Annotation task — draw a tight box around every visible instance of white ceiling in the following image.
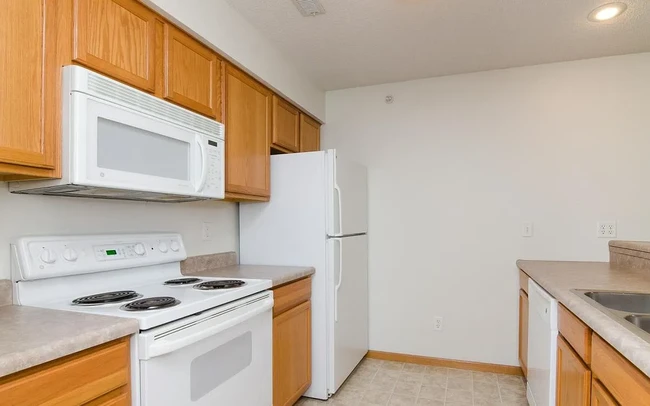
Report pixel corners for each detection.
[224,0,650,90]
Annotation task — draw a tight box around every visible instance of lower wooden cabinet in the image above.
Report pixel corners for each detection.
[556,335,591,406]
[592,379,619,406]
[0,337,131,405]
[518,288,528,377]
[272,277,312,406]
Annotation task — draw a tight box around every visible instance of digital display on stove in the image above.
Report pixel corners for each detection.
[106,250,117,256]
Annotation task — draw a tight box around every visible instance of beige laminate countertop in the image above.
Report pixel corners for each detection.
[184,264,315,287]
[0,305,138,378]
[517,260,650,377]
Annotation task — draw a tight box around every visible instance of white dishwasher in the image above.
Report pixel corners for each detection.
[527,279,558,406]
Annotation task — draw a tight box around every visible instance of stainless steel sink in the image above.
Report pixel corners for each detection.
[573,290,650,344]
[625,315,650,334]
[583,291,650,314]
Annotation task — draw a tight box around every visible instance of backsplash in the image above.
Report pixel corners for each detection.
[181,252,238,275]
[610,241,650,271]
[0,280,12,306]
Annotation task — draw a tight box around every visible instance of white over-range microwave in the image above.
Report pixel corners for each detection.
[10,66,225,202]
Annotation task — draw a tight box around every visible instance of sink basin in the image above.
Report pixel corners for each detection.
[583,291,650,314]
[625,315,650,334]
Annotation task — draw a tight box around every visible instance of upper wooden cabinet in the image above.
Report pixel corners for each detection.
[73,0,156,92]
[300,113,321,152]
[225,64,271,200]
[0,0,70,180]
[272,96,300,153]
[163,24,222,119]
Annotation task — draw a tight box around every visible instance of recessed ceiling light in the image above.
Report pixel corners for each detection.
[588,2,628,22]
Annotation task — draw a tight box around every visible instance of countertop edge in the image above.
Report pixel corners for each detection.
[517,260,650,378]
[186,265,315,288]
[0,317,138,378]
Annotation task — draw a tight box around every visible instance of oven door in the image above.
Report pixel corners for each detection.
[138,292,273,406]
[71,92,210,197]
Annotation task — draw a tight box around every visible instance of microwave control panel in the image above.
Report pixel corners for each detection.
[203,138,224,198]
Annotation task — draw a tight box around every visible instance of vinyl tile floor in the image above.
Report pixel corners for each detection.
[295,358,528,406]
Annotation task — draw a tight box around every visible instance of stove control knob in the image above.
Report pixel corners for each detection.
[40,249,57,264]
[134,243,146,256]
[63,248,78,262]
[158,242,169,253]
[170,241,180,252]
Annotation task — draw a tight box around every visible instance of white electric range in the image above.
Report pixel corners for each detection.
[11,233,274,406]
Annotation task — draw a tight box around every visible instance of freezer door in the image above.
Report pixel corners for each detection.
[328,234,369,393]
[328,151,368,236]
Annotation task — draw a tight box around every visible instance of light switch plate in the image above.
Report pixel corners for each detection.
[522,222,533,237]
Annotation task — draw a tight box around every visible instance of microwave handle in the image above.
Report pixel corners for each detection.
[195,135,208,192]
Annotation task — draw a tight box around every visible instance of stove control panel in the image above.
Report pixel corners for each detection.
[12,233,187,281]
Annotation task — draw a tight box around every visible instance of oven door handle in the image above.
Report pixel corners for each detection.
[144,296,273,359]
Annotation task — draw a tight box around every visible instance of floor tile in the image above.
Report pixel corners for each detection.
[497,375,524,387]
[398,372,424,385]
[361,390,392,405]
[474,398,504,406]
[423,366,448,376]
[402,363,427,374]
[420,374,447,388]
[414,399,444,406]
[381,361,405,372]
[393,380,421,397]
[447,375,472,391]
[388,393,416,405]
[473,371,498,383]
[473,381,500,398]
[447,368,472,379]
[417,385,446,401]
[445,388,473,404]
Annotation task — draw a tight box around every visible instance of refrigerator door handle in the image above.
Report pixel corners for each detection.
[334,237,343,322]
[334,182,343,236]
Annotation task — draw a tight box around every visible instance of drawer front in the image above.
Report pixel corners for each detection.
[592,379,619,406]
[0,338,130,406]
[559,304,592,364]
[272,277,312,317]
[591,334,650,406]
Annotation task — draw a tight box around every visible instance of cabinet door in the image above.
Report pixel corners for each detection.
[592,380,619,406]
[163,24,222,119]
[225,65,271,199]
[73,0,156,92]
[273,300,312,406]
[557,335,591,406]
[518,289,528,377]
[300,113,321,152]
[272,95,300,152]
[0,0,70,179]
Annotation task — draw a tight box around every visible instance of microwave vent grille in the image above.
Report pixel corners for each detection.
[86,74,224,139]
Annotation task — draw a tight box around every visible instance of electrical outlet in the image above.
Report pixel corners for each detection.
[522,222,533,237]
[202,222,214,241]
[434,317,443,331]
[597,221,617,238]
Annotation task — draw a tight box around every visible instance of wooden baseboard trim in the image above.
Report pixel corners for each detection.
[366,350,523,376]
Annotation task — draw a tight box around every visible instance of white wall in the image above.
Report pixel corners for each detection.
[0,187,238,279]
[144,0,326,121]
[323,53,650,366]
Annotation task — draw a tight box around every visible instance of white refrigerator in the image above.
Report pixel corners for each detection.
[239,150,369,400]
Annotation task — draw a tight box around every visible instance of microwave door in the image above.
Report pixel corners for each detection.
[77,95,200,196]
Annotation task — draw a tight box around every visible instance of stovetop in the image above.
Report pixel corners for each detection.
[38,275,271,330]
